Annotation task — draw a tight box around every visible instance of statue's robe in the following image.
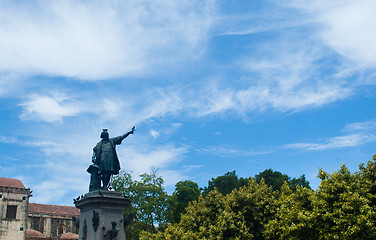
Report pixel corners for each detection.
[93,135,126,174]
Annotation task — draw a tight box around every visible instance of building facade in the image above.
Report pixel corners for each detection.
[0,177,79,240]
[0,177,31,240]
[27,203,79,237]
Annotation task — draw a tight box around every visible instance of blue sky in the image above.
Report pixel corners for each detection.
[1,0,376,205]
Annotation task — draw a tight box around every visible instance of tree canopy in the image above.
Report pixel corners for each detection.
[112,154,376,239]
[167,180,201,224]
[255,168,311,191]
[112,168,169,239]
[202,170,249,196]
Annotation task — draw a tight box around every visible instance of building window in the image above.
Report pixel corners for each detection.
[58,224,66,235]
[6,205,17,219]
[31,217,41,231]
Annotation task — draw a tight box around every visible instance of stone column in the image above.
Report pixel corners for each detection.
[74,190,130,240]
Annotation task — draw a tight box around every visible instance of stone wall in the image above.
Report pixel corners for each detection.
[0,186,31,240]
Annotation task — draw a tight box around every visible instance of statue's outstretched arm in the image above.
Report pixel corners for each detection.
[121,126,135,140]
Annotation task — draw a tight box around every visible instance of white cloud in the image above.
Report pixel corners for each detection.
[118,144,187,185]
[122,145,186,171]
[20,93,81,122]
[322,2,376,67]
[186,0,376,118]
[7,0,375,125]
[150,130,160,138]
[194,83,237,116]
[22,154,90,205]
[0,136,18,144]
[0,73,26,98]
[286,134,374,151]
[286,120,376,151]
[100,99,126,119]
[343,120,376,132]
[289,0,376,67]
[0,0,216,80]
[187,77,350,118]
[235,83,348,113]
[158,169,187,190]
[198,145,272,158]
[19,92,131,123]
[182,164,205,169]
[0,135,58,147]
[30,173,88,205]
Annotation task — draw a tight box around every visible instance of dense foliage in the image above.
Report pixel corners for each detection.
[112,168,169,239]
[114,155,376,240]
[202,170,249,196]
[255,168,311,191]
[166,180,201,224]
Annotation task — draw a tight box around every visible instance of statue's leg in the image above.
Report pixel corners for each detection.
[102,172,111,189]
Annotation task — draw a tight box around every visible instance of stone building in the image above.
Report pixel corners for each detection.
[0,177,79,240]
[27,203,79,237]
[0,177,31,240]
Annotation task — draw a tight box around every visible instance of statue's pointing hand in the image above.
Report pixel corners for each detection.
[130,126,136,134]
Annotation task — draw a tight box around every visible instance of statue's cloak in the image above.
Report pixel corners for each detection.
[93,135,125,174]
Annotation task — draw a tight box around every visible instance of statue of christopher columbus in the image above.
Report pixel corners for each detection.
[88,127,135,191]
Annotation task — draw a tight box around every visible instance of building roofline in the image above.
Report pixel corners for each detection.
[0,177,26,189]
[28,203,80,217]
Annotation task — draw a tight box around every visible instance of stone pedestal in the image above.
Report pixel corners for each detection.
[74,190,130,240]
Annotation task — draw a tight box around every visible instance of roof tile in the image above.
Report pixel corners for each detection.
[29,203,80,216]
[0,177,25,189]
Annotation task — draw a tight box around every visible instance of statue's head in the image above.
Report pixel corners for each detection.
[100,129,109,139]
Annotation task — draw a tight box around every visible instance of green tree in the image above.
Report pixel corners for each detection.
[122,155,376,239]
[255,169,311,191]
[255,169,290,191]
[289,174,311,191]
[142,178,277,239]
[265,155,376,240]
[264,183,316,239]
[167,180,201,224]
[112,168,169,239]
[311,163,376,239]
[202,170,249,196]
[358,154,376,206]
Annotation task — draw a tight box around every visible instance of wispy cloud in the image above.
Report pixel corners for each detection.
[0,0,216,80]
[290,0,376,68]
[150,130,160,138]
[286,134,375,151]
[198,145,271,158]
[8,0,376,125]
[19,91,130,123]
[30,169,88,204]
[119,143,188,187]
[286,120,376,151]
[343,121,376,132]
[0,136,18,144]
[182,164,205,169]
[2,0,376,205]
[20,93,81,122]
[0,73,26,98]
[0,135,58,148]
[191,0,376,117]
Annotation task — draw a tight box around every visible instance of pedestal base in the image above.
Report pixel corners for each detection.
[74,190,130,240]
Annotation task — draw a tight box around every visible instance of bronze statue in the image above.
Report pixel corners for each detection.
[88,127,135,191]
